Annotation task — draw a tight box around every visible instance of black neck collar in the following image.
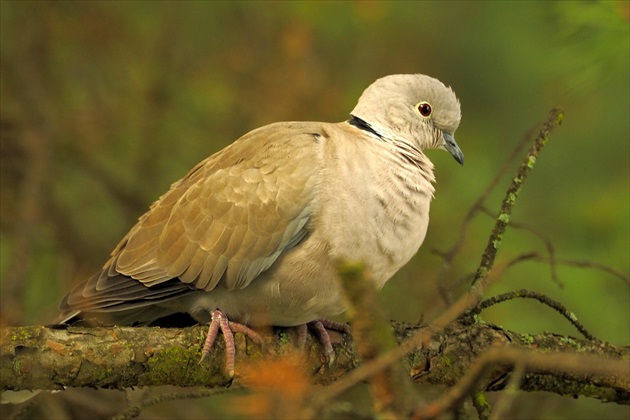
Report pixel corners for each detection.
[348,115,382,139]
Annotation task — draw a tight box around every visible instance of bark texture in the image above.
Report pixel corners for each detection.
[1,321,628,404]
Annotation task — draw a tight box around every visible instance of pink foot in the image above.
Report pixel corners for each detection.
[298,319,351,364]
[199,309,263,377]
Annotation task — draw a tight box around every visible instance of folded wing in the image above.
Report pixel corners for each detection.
[60,123,321,319]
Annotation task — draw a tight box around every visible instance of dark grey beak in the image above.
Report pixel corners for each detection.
[443,131,464,165]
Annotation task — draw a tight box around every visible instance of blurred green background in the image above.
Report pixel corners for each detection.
[1,1,628,418]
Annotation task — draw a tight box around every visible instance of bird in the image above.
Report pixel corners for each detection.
[58,73,463,377]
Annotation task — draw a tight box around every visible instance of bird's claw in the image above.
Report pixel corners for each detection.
[298,319,351,366]
[200,309,263,378]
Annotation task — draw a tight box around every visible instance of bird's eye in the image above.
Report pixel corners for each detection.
[417,102,432,117]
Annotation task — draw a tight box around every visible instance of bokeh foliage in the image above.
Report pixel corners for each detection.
[1,1,628,418]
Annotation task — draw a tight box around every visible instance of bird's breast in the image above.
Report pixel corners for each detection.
[317,132,435,288]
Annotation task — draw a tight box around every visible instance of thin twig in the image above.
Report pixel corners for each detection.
[501,251,629,287]
[469,289,598,341]
[534,257,629,285]
[479,205,562,288]
[471,108,564,291]
[504,251,540,269]
[434,124,538,304]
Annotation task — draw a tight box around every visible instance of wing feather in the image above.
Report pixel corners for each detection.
[60,122,323,318]
[116,122,321,291]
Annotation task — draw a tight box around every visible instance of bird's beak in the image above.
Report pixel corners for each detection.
[442,131,464,166]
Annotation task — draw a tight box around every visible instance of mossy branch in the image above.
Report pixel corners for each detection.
[1,322,628,405]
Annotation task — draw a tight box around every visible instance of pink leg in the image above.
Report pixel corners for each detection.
[305,319,351,364]
[199,309,263,378]
[200,311,222,363]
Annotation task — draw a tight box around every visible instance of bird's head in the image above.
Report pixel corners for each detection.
[350,74,464,165]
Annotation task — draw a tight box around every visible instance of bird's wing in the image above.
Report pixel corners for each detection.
[117,122,321,291]
[61,122,322,316]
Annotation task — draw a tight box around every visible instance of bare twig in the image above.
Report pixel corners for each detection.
[500,251,628,287]
[534,257,629,285]
[434,124,538,304]
[469,289,598,341]
[471,108,564,291]
[479,205,562,288]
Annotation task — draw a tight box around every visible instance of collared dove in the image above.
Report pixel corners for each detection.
[59,74,463,376]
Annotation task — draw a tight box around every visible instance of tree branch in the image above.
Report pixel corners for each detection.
[2,321,628,405]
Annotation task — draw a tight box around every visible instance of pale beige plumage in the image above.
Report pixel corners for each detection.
[59,74,463,370]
